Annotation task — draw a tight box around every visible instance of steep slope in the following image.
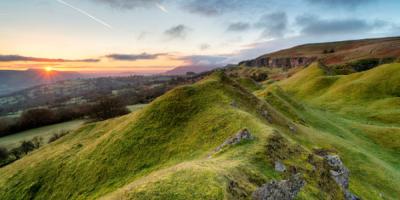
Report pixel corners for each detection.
[0,68,399,200]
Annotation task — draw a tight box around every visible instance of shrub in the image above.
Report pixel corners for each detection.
[48,130,70,143]
[0,146,8,162]
[89,96,130,121]
[20,140,36,155]
[19,108,57,129]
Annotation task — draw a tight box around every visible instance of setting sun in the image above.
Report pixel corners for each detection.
[45,67,53,72]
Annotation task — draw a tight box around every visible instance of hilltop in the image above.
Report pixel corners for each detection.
[239,36,400,73]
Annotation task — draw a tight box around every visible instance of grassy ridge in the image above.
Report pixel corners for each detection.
[0,73,279,199]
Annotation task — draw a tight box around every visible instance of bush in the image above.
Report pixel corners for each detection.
[19,108,57,129]
[89,96,130,121]
[20,140,36,155]
[48,130,70,143]
[0,146,8,162]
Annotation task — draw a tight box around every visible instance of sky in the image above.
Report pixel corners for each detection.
[0,0,399,74]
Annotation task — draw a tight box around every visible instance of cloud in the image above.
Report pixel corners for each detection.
[91,0,163,9]
[182,0,239,16]
[255,12,288,38]
[296,15,387,35]
[227,22,251,32]
[199,43,211,50]
[305,0,375,9]
[0,55,100,62]
[164,25,190,39]
[105,53,166,61]
[180,55,228,66]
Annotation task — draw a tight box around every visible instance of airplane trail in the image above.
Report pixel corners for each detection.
[155,3,168,13]
[56,0,112,29]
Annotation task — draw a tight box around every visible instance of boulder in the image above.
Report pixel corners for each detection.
[274,161,286,172]
[252,174,305,200]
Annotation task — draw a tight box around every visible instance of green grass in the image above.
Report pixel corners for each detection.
[258,63,400,199]
[0,65,399,200]
[126,104,147,112]
[0,120,85,149]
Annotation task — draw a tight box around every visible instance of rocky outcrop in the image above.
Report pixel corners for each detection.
[252,174,305,200]
[210,129,253,156]
[239,56,317,69]
[324,155,361,200]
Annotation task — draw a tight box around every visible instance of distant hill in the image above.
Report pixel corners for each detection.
[0,69,83,95]
[239,36,400,70]
[165,65,219,75]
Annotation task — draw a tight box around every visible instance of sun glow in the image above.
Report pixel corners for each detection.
[45,67,53,72]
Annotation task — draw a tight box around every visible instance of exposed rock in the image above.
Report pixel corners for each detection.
[274,161,286,172]
[210,129,253,156]
[231,100,238,108]
[239,56,317,69]
[324,155,361,200]
[252,174,305,200]
[288,124,297,133]
[261,110,273,123]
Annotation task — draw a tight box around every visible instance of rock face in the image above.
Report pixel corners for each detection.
[324,155,361,200]
[252,174,305,200]
[211,129,253,155]
[239,56,317,69]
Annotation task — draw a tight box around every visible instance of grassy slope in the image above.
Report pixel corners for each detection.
[0,120,85,149]
[259,63,400,199]
[0,66,399,200]
[279,63,400,124]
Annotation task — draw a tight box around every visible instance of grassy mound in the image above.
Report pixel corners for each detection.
[280,63,400,123]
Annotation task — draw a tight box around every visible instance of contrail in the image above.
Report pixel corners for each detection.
[56,0,112,29]
[155,3,168,13]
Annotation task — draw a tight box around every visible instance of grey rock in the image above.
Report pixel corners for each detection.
[288,124,296,133]
[253,174,305,200]
[274,161,286,172]
[210,129,253,156]
[324,155,361,200]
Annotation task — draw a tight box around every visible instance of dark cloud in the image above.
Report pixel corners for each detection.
[296,15,386,35]
[105,53,166,61]
[164,25,190,39]
[255,12,288,38]
[305,0,374,9]
[91,0,163,9]
[182,0,239,16]
[0,55,100,62]
[227,22,251,32]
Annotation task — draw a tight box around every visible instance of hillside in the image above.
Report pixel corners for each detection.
[0,63,399,199]
[239,36,400,71]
